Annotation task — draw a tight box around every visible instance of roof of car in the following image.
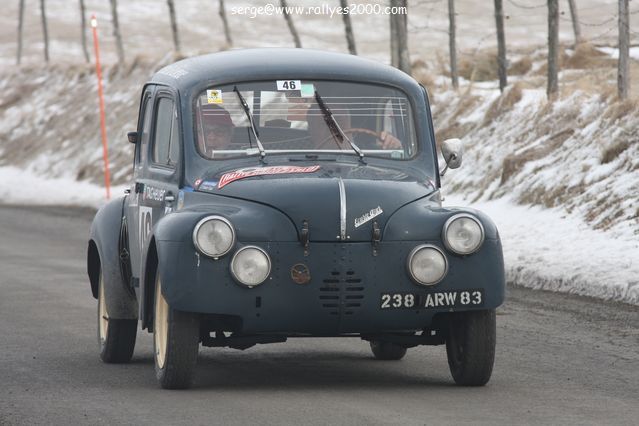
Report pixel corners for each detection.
[151,48,419,93]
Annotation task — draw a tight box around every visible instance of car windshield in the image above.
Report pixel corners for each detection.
[194,80,417,160]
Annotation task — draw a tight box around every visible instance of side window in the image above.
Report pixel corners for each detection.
[168,108,180,165]
[137,95,153,167]
[152,97,175,166]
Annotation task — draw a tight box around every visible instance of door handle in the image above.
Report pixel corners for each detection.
[165,192,175,203]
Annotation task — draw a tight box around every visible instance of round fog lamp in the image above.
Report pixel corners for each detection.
[407,245,448,286]
[193,216,235,258]
[443,214,484,255]
[230,246,271,287]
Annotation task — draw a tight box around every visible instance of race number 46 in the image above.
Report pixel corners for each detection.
[277,80,301,91]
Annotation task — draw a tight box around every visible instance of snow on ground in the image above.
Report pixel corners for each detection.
[445,194,639,306]
[0,165,636,306]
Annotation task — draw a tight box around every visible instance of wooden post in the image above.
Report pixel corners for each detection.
[40,0,50,63]
[448,0,458,89]
[494,0,507,92]
[79,0,90,62]
[547,0,559,97]
[17,0,25,65]
[219,0,233,47]
[280,0,302,48]
[109,0,125,63]
[340,0,357,55]
[167,0,181,55]
[618,0,630,100]
[567,0,582,46]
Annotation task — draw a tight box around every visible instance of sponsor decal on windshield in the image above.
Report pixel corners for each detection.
[218,165,321,189]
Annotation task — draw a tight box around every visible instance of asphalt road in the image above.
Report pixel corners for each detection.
[1,205,638,425]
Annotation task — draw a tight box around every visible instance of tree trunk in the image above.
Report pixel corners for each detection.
[494,0,507,92]
[618,0,630,100]
[280,0,302,48]
[79,0,90,62]
[389,2,399,67]
[396,1,411,75]
[17,0,25,65]
[167,0,181,55]
[40,0,49,63]
[448,0,458,89]
[218,0,233,47]
[340,0,357,55]
[109,0,125,63]
[567,0,582,46]
[547,0,559,97]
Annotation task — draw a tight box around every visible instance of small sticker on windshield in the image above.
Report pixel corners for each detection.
[276,80,301,91]
[300,83,315,98]
[207,89,223,104]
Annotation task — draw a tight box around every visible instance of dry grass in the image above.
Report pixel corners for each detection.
[509,56,532,76]
[601,139,632,164]
[459,49,498,82]
[483,82,523,125]
[603,99,638,122]
[501,127,574,184]
[412,59,436,89]
[565,43,616,70]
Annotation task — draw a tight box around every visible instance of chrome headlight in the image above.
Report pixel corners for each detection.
[193,216,235,258]
[407,245,448,286]
[443,214,485,255]
[230,246,271,288]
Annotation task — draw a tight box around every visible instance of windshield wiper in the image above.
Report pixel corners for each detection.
[314,90,365,163]
[233,86,266,161]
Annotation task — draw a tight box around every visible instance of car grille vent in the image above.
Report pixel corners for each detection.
[319,270,364,316]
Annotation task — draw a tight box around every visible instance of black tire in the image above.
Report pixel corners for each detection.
[370,341,408,360]
[97,270,137,363]
[446,309,496,386]
[154,275,199,390]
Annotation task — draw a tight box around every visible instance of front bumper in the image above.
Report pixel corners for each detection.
[157,240,505,335]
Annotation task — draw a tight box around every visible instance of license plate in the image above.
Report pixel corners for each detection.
[380,289,484,310]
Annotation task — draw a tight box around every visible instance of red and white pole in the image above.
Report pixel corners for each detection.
[91,14,111,200]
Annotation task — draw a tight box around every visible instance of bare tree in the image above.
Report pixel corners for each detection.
[389,4,399,67]
[79,0,90,62]
[109,0,125,63]
[389,0,410,74]
[40,0,50,63]
[280,0,302,48]
[566,0,582,46]
[167,0,181,55]
[618,0,630,100]
[448,0,458,88]
[17,0,25,65]
[547,0,559,97]
[218,0,233,47]
[340,0,357,55]
[494,0,507,92]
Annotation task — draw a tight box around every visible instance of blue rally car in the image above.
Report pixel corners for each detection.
[87,49,505,389]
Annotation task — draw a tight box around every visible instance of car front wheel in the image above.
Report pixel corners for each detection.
[97,270,137,363]
[154,275,199,389]
[446,309,496,386]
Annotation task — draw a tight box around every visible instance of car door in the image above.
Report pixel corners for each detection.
[125,85,155,283]
[135,90,182,276]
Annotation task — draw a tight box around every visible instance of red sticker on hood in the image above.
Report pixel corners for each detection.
[218,165,321,189]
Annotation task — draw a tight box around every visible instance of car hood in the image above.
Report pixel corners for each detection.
[194,163,438,242]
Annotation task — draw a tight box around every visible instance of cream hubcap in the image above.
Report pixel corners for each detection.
[98,275,109,343]
[154,278,169,369]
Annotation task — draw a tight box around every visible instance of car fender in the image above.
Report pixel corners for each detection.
[88,196,138,320]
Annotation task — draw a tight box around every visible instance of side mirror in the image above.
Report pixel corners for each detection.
[440,138,463,174]
[127,131,138,144]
